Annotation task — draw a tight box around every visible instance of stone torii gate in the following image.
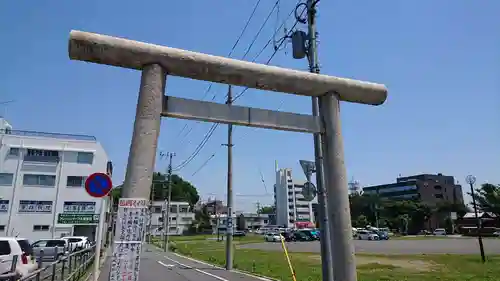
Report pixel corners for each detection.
[68,30,387,281]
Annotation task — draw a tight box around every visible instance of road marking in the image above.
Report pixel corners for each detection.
[160,256,228,281]
[157,261,175,268]
[170,252,275,281]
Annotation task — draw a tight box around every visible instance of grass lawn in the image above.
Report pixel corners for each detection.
[153,236,500,281]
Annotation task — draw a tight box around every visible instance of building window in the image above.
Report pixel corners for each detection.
[435,194,444,199]
[153,207,162,213]
[77,152,94,164]
[19,200,53,213]
[0,225,5,231]
[63,201,96,213]
[67,176,85,187]
[8,148,19,156]
[0,173,13,186]
[0,200,9,213]
[179,206,189,213]
[23,174,56,187]
[24,149,59,163]
[33,225,50,231]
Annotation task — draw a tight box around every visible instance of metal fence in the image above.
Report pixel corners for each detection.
[0,245,97,281]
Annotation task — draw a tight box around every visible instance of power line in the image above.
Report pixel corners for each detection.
[174,0,265,144]
[175,3,295,172]
[185,3,302,175]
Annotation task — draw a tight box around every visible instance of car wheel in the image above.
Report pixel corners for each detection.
[374,236,379,240]
[368,237,372,240]
[358,236,362,240]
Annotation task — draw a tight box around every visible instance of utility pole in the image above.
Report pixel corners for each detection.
[222,85,234,270]
[162,152,175,252]
[304,1,335,281]
[148,182,155,244]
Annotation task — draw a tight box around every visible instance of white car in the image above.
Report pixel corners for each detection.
[62,236,91,252]
[0,237,38,277]
[433,228,447,236]
[356,230,379,240]
[264,233,282,242]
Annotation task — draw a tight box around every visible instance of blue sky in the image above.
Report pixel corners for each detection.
[1,0,498,212]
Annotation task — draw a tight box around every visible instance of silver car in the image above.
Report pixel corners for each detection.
[31,239,68,261]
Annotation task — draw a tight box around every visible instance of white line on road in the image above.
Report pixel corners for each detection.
[170,252,275,281]
[157,261,175,268]
[159,256,228,281]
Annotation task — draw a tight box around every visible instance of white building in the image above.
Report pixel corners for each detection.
[148,201,195,236]
[274,168,316,228]
[235,212,270,230]
[210,213,236,234]
[0,118,110,241]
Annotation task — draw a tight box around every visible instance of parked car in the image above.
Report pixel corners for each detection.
[31,239,68,261]
[493,231,500,237]
[280,232,296,242]
[0,237,38,277]
[356,230,379,240]
[264,233,282,242]
[373,230,389,240]
[233,231,246,237]
[61,236,90,252]
[292,231,312,242]
[298,230,320,241]
[433,229,447,236]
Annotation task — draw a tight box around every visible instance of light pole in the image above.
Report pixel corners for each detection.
[466,175,486,263]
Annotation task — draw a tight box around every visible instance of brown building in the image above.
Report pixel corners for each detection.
[363,173,465,230]
[364,173,464,206]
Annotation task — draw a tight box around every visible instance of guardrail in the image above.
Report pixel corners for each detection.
[0,245,97,281]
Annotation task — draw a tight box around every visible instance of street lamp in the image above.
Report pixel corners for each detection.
[466,175,486,263]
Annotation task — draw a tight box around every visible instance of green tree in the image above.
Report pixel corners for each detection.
[354,215,369,228]
[470,183,500,216]
[259,206,275,214]
[111,172,200,207]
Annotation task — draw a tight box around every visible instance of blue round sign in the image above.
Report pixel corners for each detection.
[85,173,112,198]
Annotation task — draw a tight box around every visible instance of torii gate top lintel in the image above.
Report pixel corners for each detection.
[68,30,388,106]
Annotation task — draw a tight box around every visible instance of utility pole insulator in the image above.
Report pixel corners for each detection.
[291,30,308,59]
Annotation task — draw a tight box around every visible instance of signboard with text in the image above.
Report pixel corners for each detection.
[63,201,96,213]
[110,198,148,281]
[57,213,99,224]
[19,200,52,213]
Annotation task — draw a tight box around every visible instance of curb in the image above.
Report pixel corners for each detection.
[84,248,110,281]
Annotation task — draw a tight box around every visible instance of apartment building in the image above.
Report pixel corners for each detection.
[274,168,316,228]
[0,118,110,241]
[148,201,195,235]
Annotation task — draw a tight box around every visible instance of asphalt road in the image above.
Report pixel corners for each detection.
[97,244,272,281]
[239,238,500,254]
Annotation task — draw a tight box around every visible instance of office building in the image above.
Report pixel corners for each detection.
[363,173,464,205]
[363,173,465,229]
[274,168,316,228]
[148,201,195,236]
[0,118,110,241]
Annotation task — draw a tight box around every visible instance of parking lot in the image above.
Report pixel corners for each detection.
[239,238,500,254]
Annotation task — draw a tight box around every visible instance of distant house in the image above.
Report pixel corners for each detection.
[456,212,499,236]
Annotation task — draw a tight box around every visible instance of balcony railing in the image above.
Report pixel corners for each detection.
[24,155,60,163]
[0,129,96,141]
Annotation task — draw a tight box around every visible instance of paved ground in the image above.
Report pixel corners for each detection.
[97,244,271,281]
[239,238,500,254]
